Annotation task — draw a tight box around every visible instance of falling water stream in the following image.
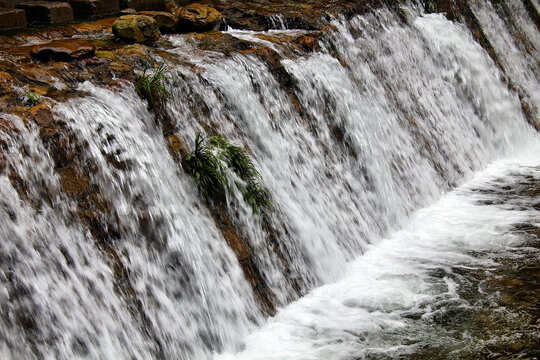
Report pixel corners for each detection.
[0,1,539,359]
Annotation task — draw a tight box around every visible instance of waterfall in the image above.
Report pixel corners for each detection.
[0,1,538,359]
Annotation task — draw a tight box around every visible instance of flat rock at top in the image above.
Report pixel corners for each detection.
[0,8,26,30]
[30,39,96,62]
[120,0,164,11]
[176,3,223,33]
[17,1,73,24]
[136,10,176,32]
[69,0,120,17]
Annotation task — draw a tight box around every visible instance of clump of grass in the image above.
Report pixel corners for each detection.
[25,91,41,105]
[135,59,169,108]
[183,133,271,213]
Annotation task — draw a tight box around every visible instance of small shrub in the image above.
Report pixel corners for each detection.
[135,59,169,108]
[183,133,271,213]
[25,91,41,105]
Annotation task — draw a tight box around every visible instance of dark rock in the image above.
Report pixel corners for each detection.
[17,1,74,24]
[69,0,120,17]
[136,10,176,33]
[176,3,223,33]
[30,40,96,62]
[120,0,164,11]
[0,8,26,30]
[0,0,23,7]
[112,14,160,43]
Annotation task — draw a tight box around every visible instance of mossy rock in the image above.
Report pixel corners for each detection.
[112,15,160,43]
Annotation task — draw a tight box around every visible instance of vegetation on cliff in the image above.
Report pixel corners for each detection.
[183,133,271,213]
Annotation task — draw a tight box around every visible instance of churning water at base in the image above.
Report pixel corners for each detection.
[216,151,540,359]
[0,2,539,359]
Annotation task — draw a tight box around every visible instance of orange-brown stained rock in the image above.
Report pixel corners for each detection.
[297,35,320,52]
[30,39,96,62]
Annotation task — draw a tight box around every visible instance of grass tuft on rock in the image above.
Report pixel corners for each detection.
[135,59,169,108]
[183,133,271,213]
[25,91,41,106]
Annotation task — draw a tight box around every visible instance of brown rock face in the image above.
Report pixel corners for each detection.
[69,0,120,17]
[137,10,177,33]
[30,40,96,62]
[0,8,26,30]
[16,1,74,24]
[112,14,161,43]
[176,3,223,33]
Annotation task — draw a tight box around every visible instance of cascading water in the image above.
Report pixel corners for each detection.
[0,1,538,359]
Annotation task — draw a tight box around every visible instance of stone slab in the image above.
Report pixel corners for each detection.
[0,0,23,8]
[120,0,164,11]
[17,1,74,24]
[69,0,120,17]
[0,8,26,30]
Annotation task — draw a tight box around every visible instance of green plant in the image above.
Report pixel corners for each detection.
[183,134,271,213]
[25,91,41,105]
[135,59,169,108]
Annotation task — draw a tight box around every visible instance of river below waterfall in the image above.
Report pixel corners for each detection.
[217,152,540,359]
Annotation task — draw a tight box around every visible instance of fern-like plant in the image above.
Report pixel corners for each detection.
[135,59,169,108]
[183,134,271,213]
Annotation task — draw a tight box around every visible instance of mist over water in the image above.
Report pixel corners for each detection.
[0,1,538,359]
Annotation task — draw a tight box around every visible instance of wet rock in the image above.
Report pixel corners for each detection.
[167,133,188,158]
[95,50,115,59]
[185,31,252,55]
[17,1,74,25]
[176,3,223,33]
[58,164,91,199]
[69,0,120,17]
[0,8,26,31]
[30,40,96,62]
[68,17,116,34]
[29,103,54,127]
[297,35,321,52]
[112,14,161,43]
[136,10,176,33]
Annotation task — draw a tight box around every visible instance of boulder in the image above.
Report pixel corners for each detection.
[69,0,120,17]
[0,8,26,30]
[176,3,223,33]
[136,11,176,33]
[17,1,73,24]
[30,40,96,62]
[112,14,160,43]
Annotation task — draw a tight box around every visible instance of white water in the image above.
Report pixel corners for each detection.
[216,151,540,360]
[0,2,539,359]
